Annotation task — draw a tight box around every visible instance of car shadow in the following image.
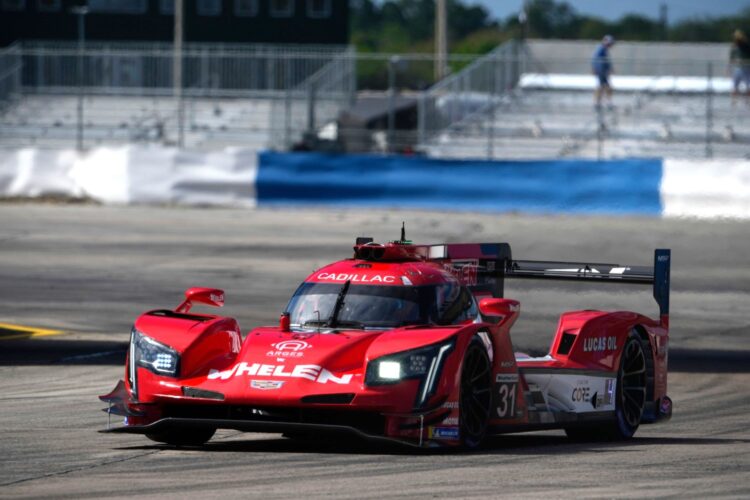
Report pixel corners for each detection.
[0,338,127,365]
[112,432,750,456]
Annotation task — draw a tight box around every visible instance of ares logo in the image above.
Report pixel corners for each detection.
[272,340,312,351]
[267,340,312,358]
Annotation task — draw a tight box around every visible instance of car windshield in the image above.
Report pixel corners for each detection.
[285,282,478,330]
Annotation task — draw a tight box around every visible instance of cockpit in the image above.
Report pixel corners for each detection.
[285,281,478,330]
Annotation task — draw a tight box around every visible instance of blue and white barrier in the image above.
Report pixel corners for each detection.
[257,152,663,216]
[0,146,257,206]
[1,146,749,219]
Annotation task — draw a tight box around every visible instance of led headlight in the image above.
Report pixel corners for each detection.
[378,361,401,380]
[130,328,180,377]
[366,338,456,408]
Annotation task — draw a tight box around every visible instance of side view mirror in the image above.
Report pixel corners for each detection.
[176,287,225,313]
[479,298,520,328]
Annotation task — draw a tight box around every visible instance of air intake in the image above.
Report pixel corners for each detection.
[300,393,355,404]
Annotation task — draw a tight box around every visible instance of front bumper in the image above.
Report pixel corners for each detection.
[101,397,456,447]
[101,416,427,448]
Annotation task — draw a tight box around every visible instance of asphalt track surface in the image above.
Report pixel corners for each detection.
[0,204,748,498]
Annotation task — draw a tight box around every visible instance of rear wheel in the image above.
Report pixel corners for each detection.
[146,427,216,447]
[614,333,648,438]
[566,332,648,441]
[459,338,492,449]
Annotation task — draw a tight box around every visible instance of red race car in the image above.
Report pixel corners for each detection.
[101,229,672,448]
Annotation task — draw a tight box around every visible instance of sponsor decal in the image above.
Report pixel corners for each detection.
[441,417,459,426]
[428,426,460,440]
[250,380,284,390]
[548,267,601,275]
[605,378,615,406]
[496,380,517,418]
[266,339,313,358]
[582,336,616,352]
[316,272,396,283]
[500,360,515,368]
[442,259,479,286]
[210,293,224,303]
[442,401,459,409]
[571,384,591,403]
[657,255,669,262]
[208,362,353,385]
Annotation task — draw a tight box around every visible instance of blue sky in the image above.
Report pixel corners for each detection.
[474,0,749,23]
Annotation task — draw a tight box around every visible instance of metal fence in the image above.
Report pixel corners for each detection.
[18,41,351,97]
[417,40,522,146]
[0,39,748,159]
[0,44,22,111]
[0,41,354,149]
[418,40,750,160]
[269,45,356,150]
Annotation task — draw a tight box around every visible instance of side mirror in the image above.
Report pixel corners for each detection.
[176,287,225,313]
[479,298,520,328]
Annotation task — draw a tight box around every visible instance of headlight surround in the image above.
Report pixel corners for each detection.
[365,337,456,408]
[130,328,180,377]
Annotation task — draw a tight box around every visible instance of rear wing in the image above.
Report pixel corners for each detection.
[428,243,670,321]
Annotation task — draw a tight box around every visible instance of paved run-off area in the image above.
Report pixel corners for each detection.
[0,204,748,498]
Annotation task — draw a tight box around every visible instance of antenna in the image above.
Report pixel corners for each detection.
[401,222,406,242]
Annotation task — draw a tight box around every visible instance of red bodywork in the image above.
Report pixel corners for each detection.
[101,240,671,447]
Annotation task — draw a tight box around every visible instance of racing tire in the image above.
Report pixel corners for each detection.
[459,337,492,449]
[565,332,648,441]
[146,427,216,447]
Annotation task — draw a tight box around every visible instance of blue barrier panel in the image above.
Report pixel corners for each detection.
[257,152,663,215]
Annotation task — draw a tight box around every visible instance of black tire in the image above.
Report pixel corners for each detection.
[565,332,648,441]
[146,427,216,447]
[459,338,492,449]
[613,333,648,438]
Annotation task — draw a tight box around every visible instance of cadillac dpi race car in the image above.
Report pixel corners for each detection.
[101,231,672,448]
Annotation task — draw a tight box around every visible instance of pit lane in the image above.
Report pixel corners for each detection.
[1,204,748,498]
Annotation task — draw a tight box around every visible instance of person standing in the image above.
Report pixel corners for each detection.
[730,30,750,105]
[592,35,615,109]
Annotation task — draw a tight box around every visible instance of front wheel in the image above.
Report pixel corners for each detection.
[146,427,216,447]
[459,338,492,449]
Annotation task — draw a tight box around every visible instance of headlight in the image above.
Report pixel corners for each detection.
[130,328,180,377]
[366,338,455,408]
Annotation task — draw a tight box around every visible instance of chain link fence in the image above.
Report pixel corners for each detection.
[0,39,747,158]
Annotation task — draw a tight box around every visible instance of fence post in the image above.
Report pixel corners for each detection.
[73,8,88,152]
[705,61,713,159]
[172,0,184,147]
[306,79,316,136]
[417,91,426,148]
[284,87,291,150]
[487,55,495,160]
[596,107,605,160]
[387,55,398,153]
